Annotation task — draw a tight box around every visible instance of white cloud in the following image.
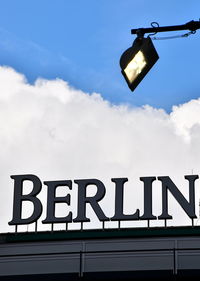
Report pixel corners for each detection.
[0,66,200,233]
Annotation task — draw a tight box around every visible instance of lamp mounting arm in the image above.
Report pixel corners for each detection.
[131,20,200,37]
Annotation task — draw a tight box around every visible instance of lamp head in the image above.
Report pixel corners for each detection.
[120,36,159,91]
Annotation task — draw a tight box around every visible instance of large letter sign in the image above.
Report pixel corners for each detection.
[111,178,140,221]
[42,180,73,224]
[158,175,198,220]
[9,174,43,225]
[73,179,109,222]
[8,174,199,229]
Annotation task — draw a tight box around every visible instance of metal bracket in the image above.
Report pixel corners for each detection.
[131,20,200,37]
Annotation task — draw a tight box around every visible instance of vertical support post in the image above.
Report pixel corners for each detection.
[173,241,178,275]
[118,220,121,230]
[79,251,83,278]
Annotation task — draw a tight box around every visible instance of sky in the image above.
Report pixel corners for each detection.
[0,0,200,233]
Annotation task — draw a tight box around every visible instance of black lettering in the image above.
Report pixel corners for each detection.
[42,180,72,224]
[73,179,109,222]
[9,174,42,225]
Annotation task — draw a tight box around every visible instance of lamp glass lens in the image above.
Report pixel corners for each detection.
[124,51,147,83]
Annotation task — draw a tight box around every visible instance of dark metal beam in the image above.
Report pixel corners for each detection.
[131,20,200,36]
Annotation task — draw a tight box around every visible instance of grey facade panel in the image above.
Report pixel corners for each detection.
[84,252,173,272]
[0,254,80,275]
[1,227,200,279]
[178,251,200,270]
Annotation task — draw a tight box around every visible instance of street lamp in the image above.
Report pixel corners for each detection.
[120,20,200,92]
[120,36,159,92]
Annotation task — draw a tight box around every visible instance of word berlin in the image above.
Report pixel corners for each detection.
[9,174,199,226]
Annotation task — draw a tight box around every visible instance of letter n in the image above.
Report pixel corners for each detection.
[158,175,198,220]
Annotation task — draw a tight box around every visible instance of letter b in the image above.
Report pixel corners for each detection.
[9,174,43,225]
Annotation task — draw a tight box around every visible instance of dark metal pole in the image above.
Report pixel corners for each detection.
[131,20,200,36]
[79,251,83,278]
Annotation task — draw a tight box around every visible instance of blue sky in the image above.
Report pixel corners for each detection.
[0,0,199,111]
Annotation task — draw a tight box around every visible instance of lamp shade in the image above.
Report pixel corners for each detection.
[120,37,159,91]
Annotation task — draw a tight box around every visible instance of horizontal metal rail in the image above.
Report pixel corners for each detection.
[131,20,200,36]
[0,246,200,258]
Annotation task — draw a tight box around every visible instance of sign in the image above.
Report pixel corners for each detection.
[8,174,199,228]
